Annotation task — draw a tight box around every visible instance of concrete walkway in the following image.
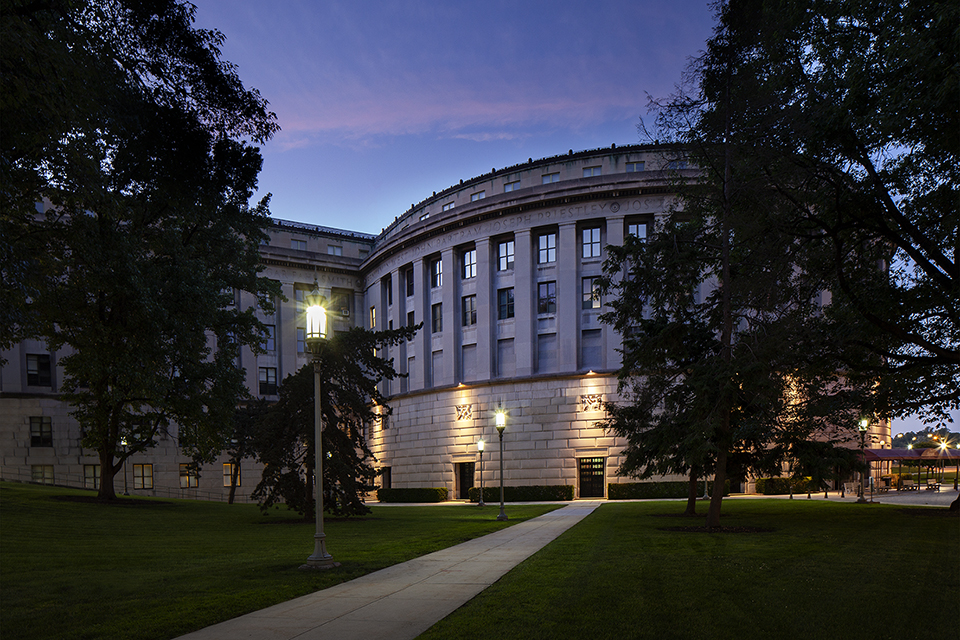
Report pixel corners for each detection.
[174,501,602,640]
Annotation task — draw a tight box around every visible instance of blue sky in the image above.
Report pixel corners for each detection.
[192,0,717,234]
[190,1,954,437]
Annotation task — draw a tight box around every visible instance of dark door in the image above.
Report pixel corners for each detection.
[578,457,605,498]
[457,462,475,499]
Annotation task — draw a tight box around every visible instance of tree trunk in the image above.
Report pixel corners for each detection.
[227,461,239,504]
[707,446,727,529]
[97,447,118,500]
[685,470,699,516]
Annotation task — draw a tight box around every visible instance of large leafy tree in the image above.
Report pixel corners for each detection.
[251,325,418,519]
[1,0,280,499]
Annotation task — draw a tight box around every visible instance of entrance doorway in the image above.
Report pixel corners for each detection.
[578,457,605,498]
[456,462,476,499]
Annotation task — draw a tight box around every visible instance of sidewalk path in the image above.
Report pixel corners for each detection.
[174,501,601,640]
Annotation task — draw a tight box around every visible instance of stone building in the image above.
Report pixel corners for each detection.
[0,144,889,501]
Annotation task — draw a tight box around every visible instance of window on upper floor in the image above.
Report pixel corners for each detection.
[538,281,557,314]
[498,288,515,320]
[583,166,601,177]
[583,277,601,309]
[292,239,307,251]
[626,161,645,172]
[258,367,277,396]
[504,180,520,192]
[26,354,51,387]
[385,274,393,306]
[431,303,443,333]
[262,324,276,351]
[369,306,376,329]
[582,227,601,259]
[405,268,415,296]
[30,416,52,447]
[442,202,454,211]
[297,327,305,354]
[328,245,342,256]
[667,160,688,170]
[538,233,557,264]
[430,258,442,288]
[498,240,515,271]
[471,191,485,202]
[463,249,476,279]
[627,222,648,240]
[542,172,559,184]
[462,295,477,327]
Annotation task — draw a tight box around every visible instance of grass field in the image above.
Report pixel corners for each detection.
[0,482,560,640]
[420,499,959,640]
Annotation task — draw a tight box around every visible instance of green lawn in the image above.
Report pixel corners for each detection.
[0,482,560,640]
[420,499,959,640]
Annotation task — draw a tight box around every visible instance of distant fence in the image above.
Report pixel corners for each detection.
[0,467,258,504]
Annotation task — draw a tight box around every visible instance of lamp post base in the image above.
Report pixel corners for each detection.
[300,534,339,570]
[497,509,508,521]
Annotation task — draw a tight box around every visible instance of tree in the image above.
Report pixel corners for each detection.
[1,0,280,499]
[251,325,418,519]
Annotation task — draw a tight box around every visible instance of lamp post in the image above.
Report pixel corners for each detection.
[857,418,869,504]
[477,439,485,507]
[120,438,129,496]
[495,406,507,521]
[301,281,337,569]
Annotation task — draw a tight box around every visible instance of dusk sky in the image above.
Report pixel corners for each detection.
[190,1,953,437]
[192,0,717,235]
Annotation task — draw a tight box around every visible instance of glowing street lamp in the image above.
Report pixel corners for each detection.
[495,405,507,521]
[301,281,337,569]
[857,418,869,504]
[477,439,485,507]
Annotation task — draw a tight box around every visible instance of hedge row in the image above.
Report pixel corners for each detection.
[754,477,815,495]
[376,487,449,503]
[607,480,730,500]
[467,485,574,503]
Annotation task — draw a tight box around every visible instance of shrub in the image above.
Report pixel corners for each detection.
[607,480,730,500]
[376,487,449,503]
[467,485,574,503]
[754,477,814,495]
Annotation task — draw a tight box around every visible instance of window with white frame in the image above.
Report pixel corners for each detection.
[627,222,648,239]
[538,233,557,264]
[582,277,601,309]
[84,464,101,489]
[471,191,485,202]
[327,245,342,256]
[430,258,442,288]
[262,324,275,351]
[30,416,52,447]
[258,367,277,395]
[31,465,54,485]
[292,239,307,251]
[626,161,645,172]
[582,166,601,177]
[462,295,477,327]
[504,180,520,192]
[542,172,559,184]
[462,249,476,279]
[223,463,240,487]
[442,202,454,211]
[498,288,515,319]
[431,303,443,333]
[179,463,199,488]
[538,281,557,314]
[297,327,305,354]
[134,464,153,489]
[369,306,376,329]
[667,160,688,170]
[582,227,601,259]
[26,354,51,387]
[498,240,515,271]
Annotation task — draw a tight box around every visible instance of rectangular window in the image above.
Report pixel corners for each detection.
[667,160,688,170]
[626,161,645,172]
[542,172,559,184]
[84,464,101,490]
[581,329,602,369]
[328,245,343,256]
[432,303,443,333]
[407,311,416,329]
[26,354,51,387]
[30,416,52,447]
[582,277,601,309]
[369,306,377,329]
[471,191,485,202]
[295,288,305,312]
[538,281,557,314]
[583,166,601,177]
[292,239,307,251]
[420,212,430,221]
[262,324,276,351]
[462,295,477,326]
[627,222,648,239]
[497,338,516,378]
[405,268,415,296]
[385,274,393,305]
[31,465,54,485]
[498,288,515,320]
[462,249,476,279]
[179,464,199,489]
[504,180,520,192]
[498,240,515,271]
[582,227,601,259]
[297,327,305,354]
[133,464,153,489]
[442,202,454,211]
[537,333,558,373]
[223,463,240,487]
[258,367,277,395]
[431,258,442,288]
[538,233,557,264]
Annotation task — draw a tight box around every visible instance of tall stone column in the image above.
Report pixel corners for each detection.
[439,247,456,386]
[475,237,493,381]
[411,259,426,390]
[604,215,625,370]
[514,228,534,377]
[557,222,579,371]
